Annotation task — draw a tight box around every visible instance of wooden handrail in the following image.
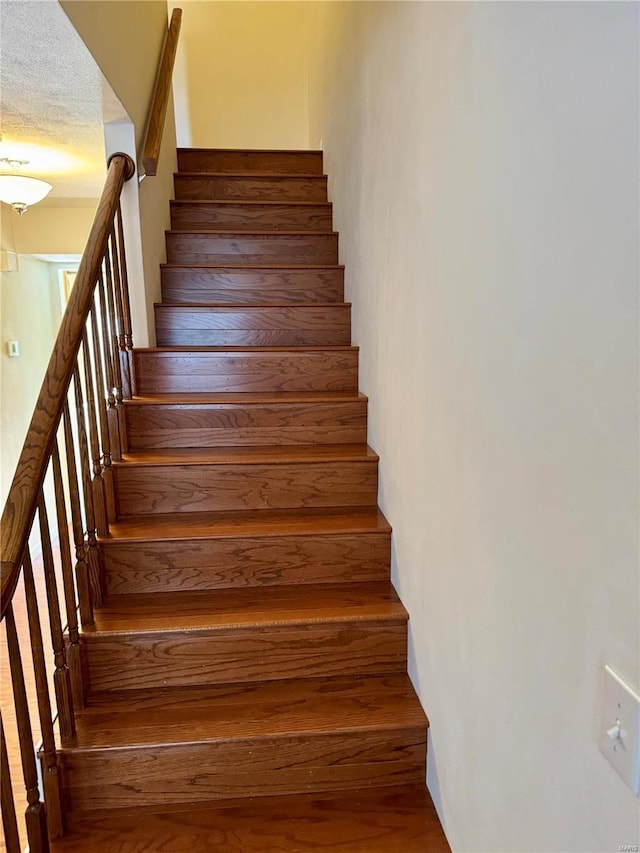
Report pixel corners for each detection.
[0,152,135,620]
[141,7,182,178]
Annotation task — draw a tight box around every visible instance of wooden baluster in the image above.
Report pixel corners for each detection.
[72,364,103,606]
[1,712,21,853]
[5,604,50,853]
[22,549,64,839]
[105,229,129,450]
[0,154,134,626]
[99,260,123,461]
[37,492,75,744]
[110,222,132,401]
[81,329,108,536]
[115,203,135,395]
[89,298,116,522]
[51,439,85,707]
[62,397,94,627]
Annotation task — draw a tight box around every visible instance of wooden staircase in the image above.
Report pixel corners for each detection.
[51,148,449,851]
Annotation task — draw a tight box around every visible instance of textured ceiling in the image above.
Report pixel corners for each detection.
[0,0,127,199]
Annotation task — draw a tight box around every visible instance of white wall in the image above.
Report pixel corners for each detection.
[308,2,639,851]
[62,0,178,346]
[10,201,96,256]
[1,256,63,504]
[171,0,310,149]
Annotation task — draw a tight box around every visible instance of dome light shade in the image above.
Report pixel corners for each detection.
[0,159,52,215]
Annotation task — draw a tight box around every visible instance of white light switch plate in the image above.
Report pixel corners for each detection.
[599,665,640,794]
[7,340,19,357]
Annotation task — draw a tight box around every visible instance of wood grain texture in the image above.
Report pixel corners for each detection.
[113,454,378,514]
[154,304,351,347]
[60,676,427,810]
[170,201,333,232]
[141,8,182,177]
[114,444,378,464]
[67,674,425,746]
[124,393,366,448]
[80,582,408,689]
[161,265,345,305]
[60,734,425,810]
[174,174,328,201]
[51,785,450,852]
[103,530,390,594]
[82,622,407,691]
[165,231,339,265]
[177,149,324,174]
[133,347,359,393]
[84,580,404,633]
[1,714,21,853]
[64,675,427,807]
[122,390,366,405]
[102,504,390,540]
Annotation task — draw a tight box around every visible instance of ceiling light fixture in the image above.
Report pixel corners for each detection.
[0,158,52,215]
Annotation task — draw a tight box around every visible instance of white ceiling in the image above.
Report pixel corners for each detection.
[0,0,127,200]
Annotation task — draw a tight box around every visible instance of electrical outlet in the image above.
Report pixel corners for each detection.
[599,665,640,795]
[7,340,19,357]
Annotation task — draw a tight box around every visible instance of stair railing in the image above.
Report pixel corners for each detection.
[0,152,136,852]
[141,6,182,178]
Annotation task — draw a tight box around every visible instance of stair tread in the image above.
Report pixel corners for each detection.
[161,263,345,269]
[124,390,366,404]
[67,674,425,749]
[51,785,450,852]
[103,506,391,542]
[171,199,331,206]
[83,582,407,635]
[136,345,357,352]
[115,444,377,466]
[153,301,351,308]
[178,147,324,153]
[167,229,338,236]
[176,171,326,178]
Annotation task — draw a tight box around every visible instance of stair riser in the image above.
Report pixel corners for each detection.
[156,330,351,346]
[154,305,351,348]
[170,203,333,232]
[113,461,378,515]
[125,401,367,448]
[161,267,345,305]
[165,233,338,266]
[82,621,407,691]
[134,351,359,394]
[103,533,391,594]
[60,728,425,811]
[177,150,324,174]
[175,175,328,201]
[157,328,351,347]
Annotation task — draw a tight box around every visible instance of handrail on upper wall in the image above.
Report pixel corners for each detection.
[141,7,182,178]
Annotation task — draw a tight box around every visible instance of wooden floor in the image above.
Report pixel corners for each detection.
[51,785,450,852]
